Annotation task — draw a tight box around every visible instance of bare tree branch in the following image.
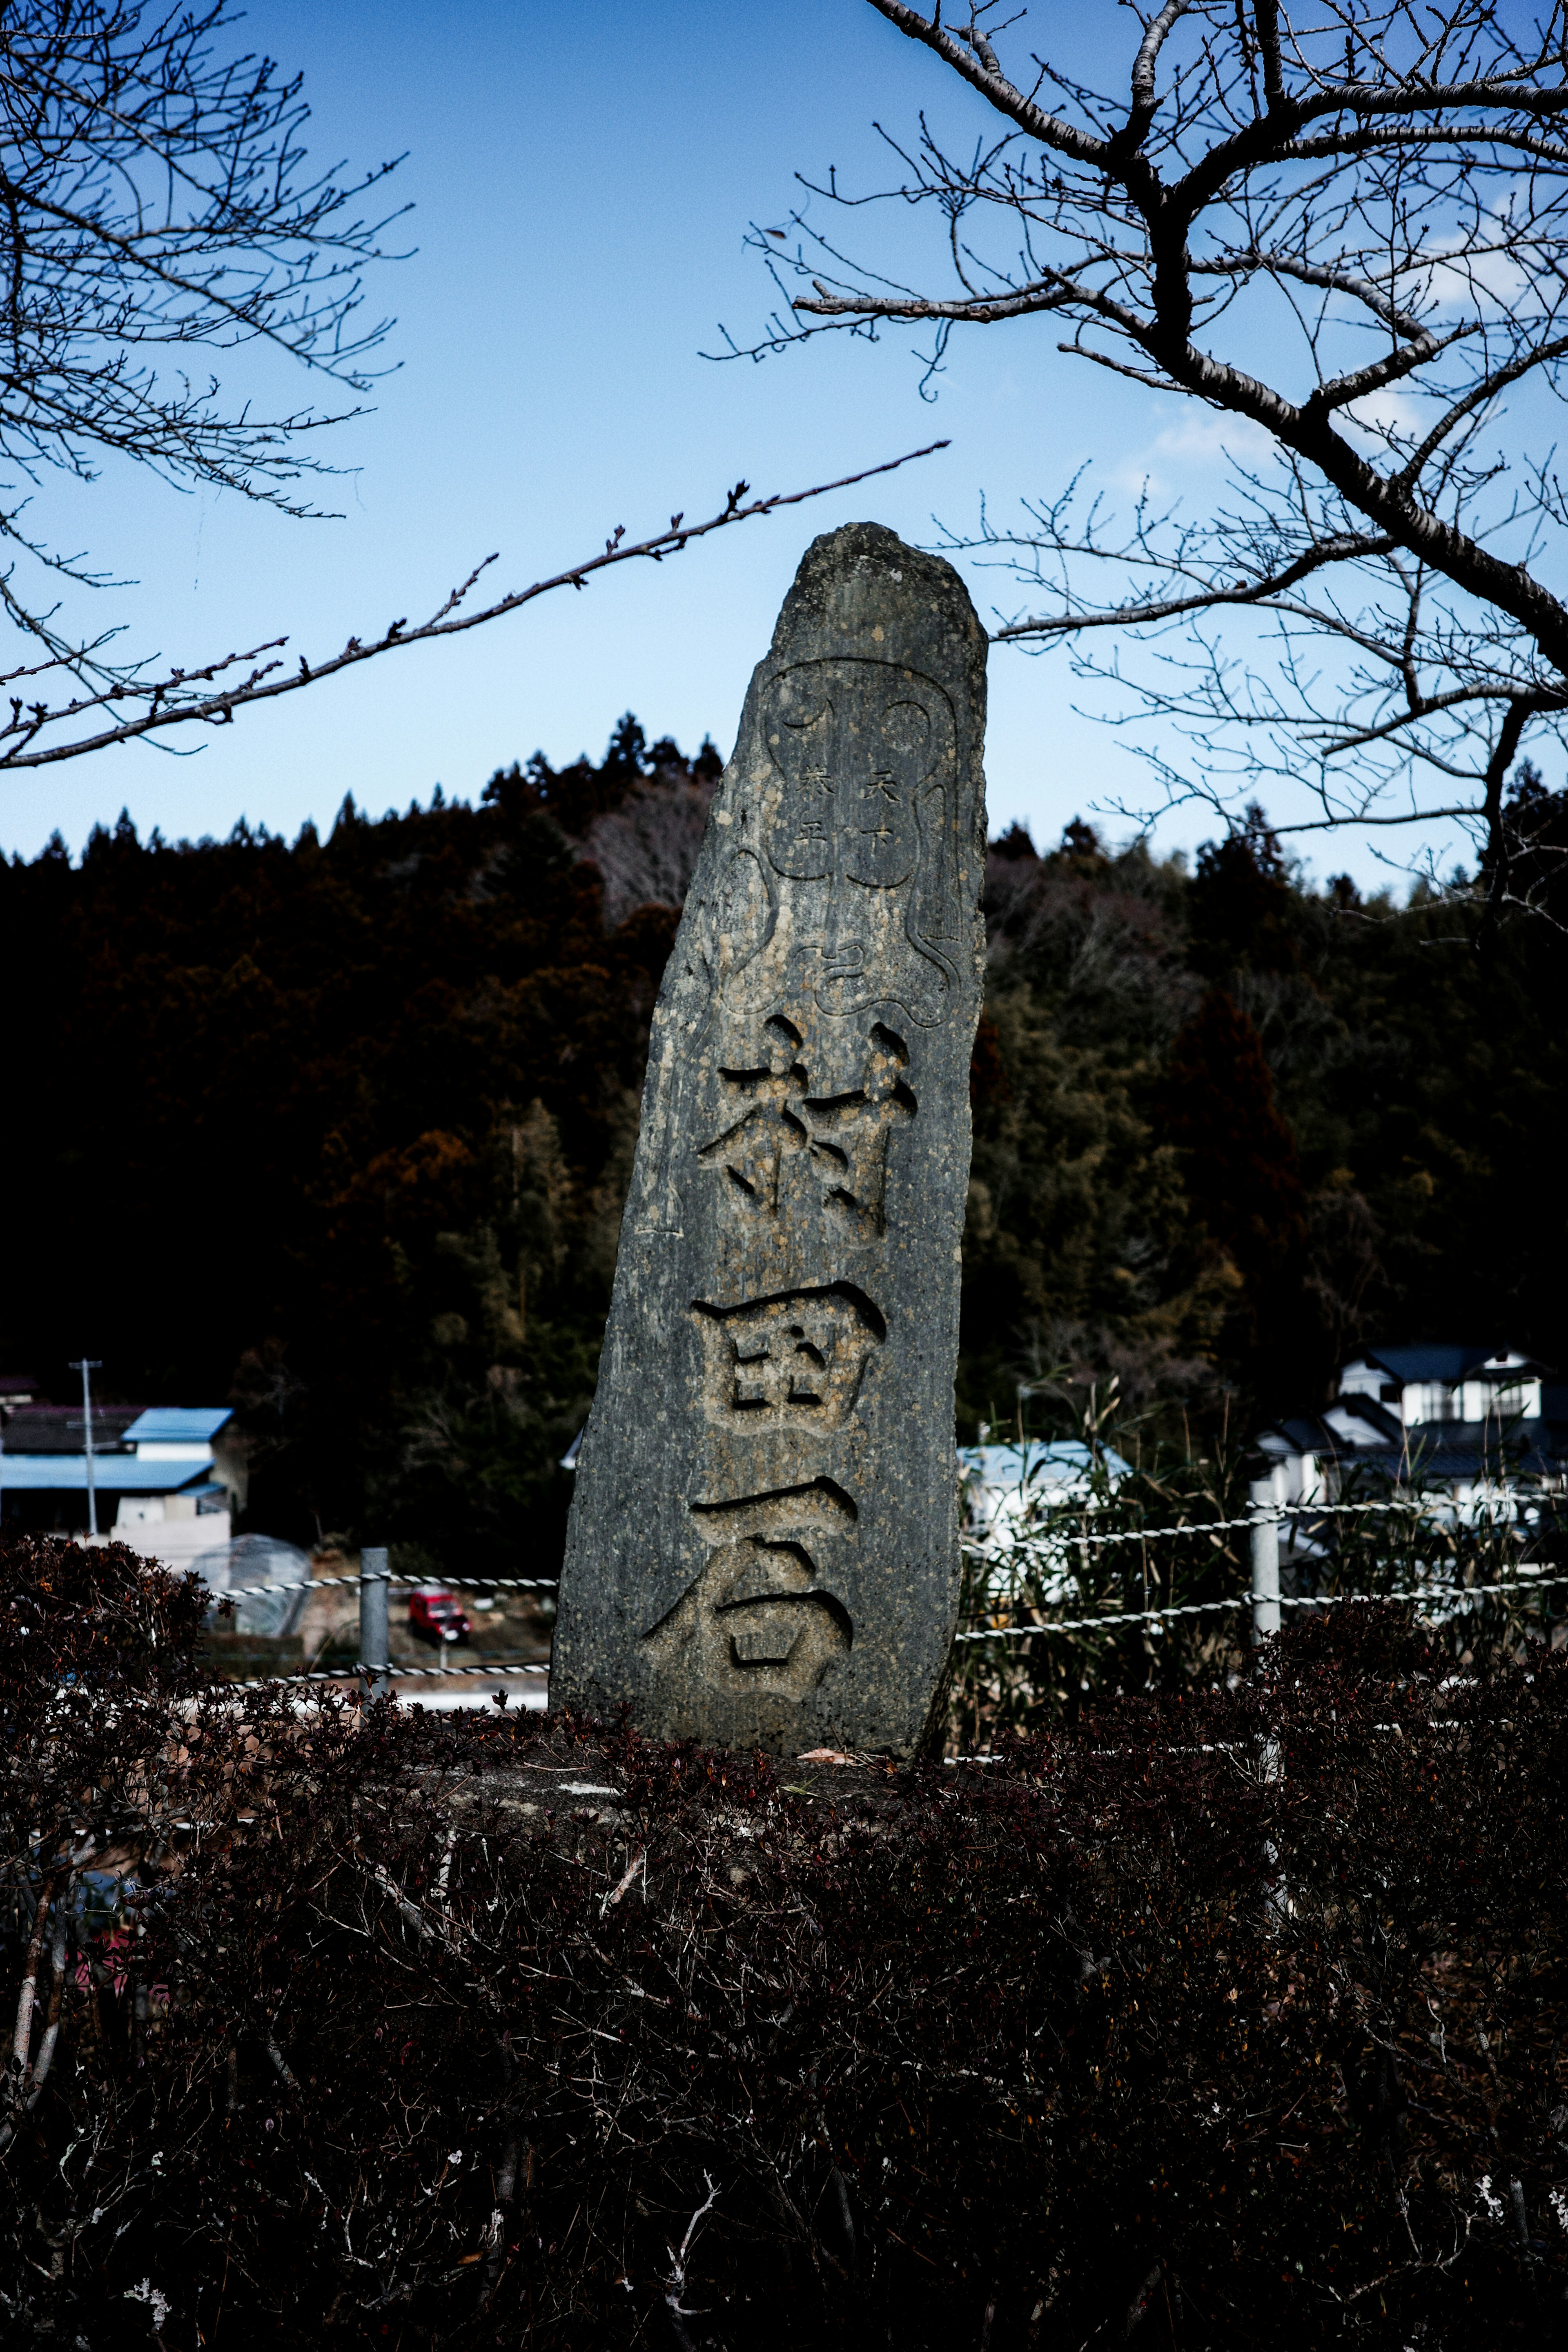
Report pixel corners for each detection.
[863,1,1114,167]
[723,0,1568,904]
[0,13,952,774]
[0,442,950,766]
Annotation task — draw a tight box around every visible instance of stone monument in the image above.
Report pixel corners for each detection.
[550,522,988,1755]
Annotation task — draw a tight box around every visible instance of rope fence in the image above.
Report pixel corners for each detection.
[956,1488,1568,1642]
[187,1492,1564,1695]
[960,1489,1441,1525]
[210,1569,558,1605]
[960,1493,1539,1560]
[201,1659,551,1695]
[210,1496,1529,1610]
[955,1568,1568,1642]
[200,1550,556,1697]
[206,1497,1545,1607]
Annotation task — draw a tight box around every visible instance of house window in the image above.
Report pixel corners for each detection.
[1407,1383,1460,1424]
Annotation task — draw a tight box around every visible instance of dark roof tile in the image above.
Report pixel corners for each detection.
[0,1404,142,1455]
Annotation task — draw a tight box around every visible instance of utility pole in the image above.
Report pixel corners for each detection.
[68,1359,103,1538]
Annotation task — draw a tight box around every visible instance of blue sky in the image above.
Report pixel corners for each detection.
[0,1,1439,883]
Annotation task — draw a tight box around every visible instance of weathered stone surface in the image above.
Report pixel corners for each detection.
[550,523,988,1756]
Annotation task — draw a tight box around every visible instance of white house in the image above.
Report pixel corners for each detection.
[110,1407,243,1564]
[1255,1344,1563,1519]
[958,1438,1133,1549]
[0,1403,244,1557]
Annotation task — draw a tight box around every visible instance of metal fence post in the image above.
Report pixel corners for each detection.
[359,1545,390,1699]
[1249,1477,1281,1644]
[69,1357,102,1538]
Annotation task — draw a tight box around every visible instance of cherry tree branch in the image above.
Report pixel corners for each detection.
[0,441,949,768]
[991,532,1394,639]
[741,0,1568,897]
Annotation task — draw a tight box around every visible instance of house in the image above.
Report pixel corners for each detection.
[1255,1344,1565,1518]
[0,1403,245,1562]
[958,1438,1133,1548]
[109,1408,246,1564]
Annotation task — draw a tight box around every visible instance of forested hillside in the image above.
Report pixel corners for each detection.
[2,726,1562,1577]
[964,794,1567,1435]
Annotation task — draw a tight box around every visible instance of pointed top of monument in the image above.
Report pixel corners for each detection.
[768,522,987,679]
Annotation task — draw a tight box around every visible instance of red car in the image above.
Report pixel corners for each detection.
[407,1587,473,1644]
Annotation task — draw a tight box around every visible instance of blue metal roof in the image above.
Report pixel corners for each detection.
[0,1455,218,1492]
[121,1408,232,1444]
[958,1439,1133,1484]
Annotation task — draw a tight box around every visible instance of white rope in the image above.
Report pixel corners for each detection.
[1278,1570,1568,1612]
[208,1570,354,1599]
[957,1596,1248,1639]
[963,1510,1259,1556]
[200,1659,551,1693]
[962,1484,1509,1525]
[954,1566,1568,1642]
[958,1494,1526,1562]
[210,1570,558,1604]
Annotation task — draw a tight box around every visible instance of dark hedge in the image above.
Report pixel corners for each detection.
[4,1537,1567,2348]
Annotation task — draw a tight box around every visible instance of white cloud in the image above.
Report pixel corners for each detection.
[1111,405,1272,492]
[1342,385,1425,446]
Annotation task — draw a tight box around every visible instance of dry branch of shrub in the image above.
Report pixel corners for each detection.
[3,1539,1566,2347]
